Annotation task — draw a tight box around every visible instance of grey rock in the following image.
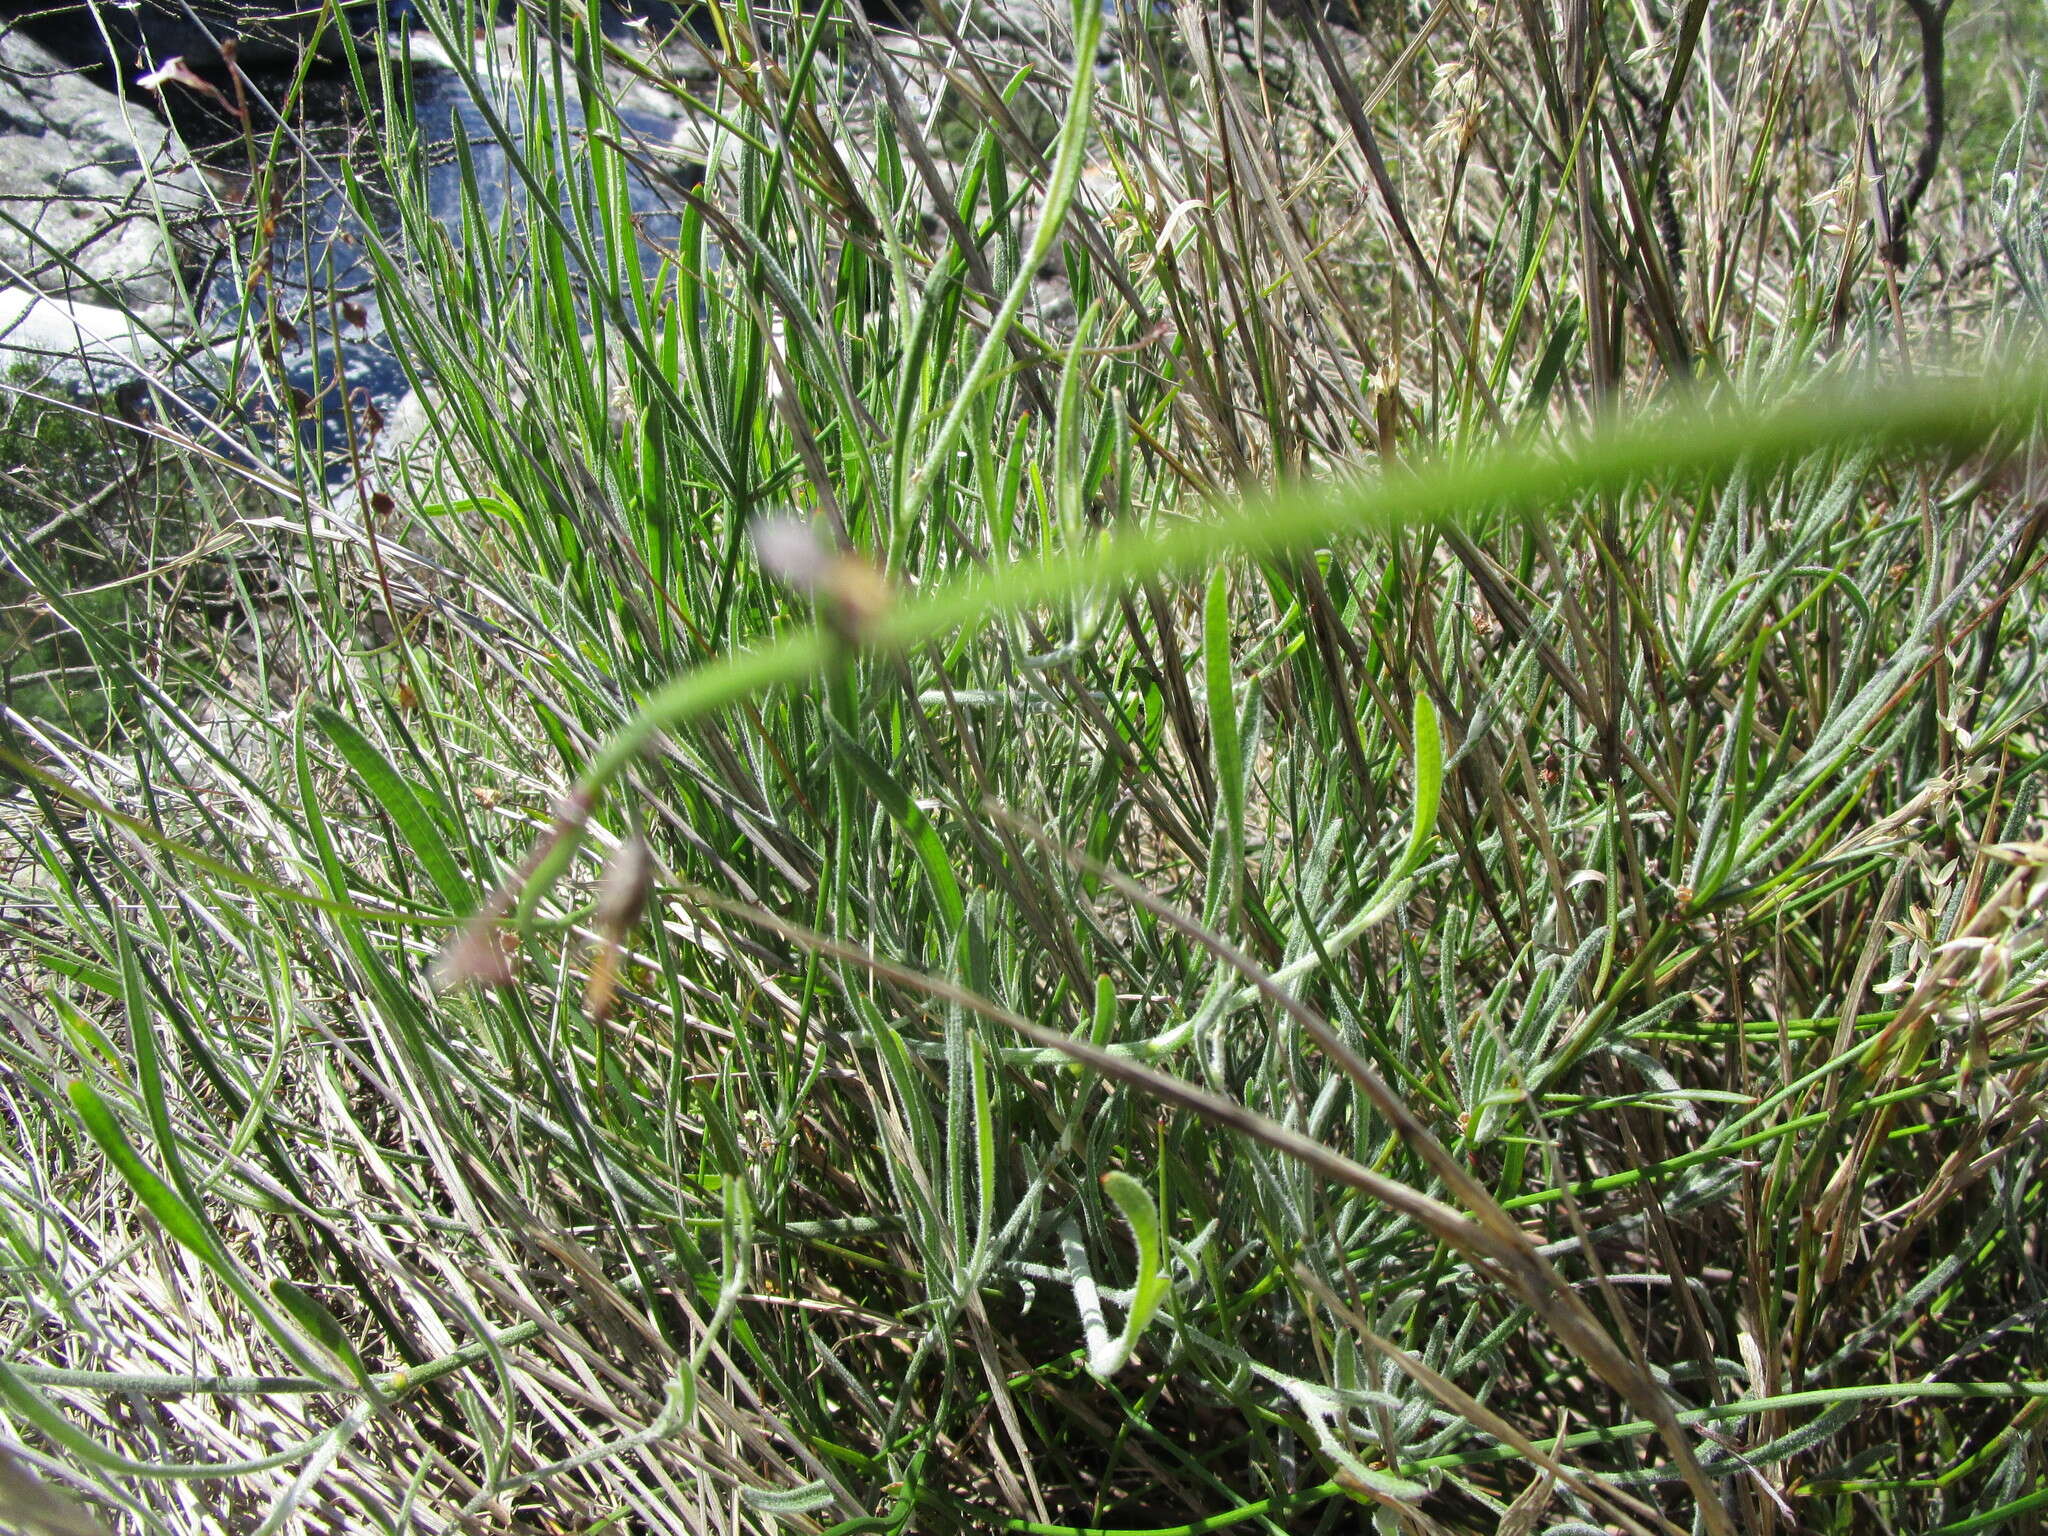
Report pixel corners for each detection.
[374,383,484,520]
[8,0,389,73]
[0,31,202,310]
[959,0,1121,59]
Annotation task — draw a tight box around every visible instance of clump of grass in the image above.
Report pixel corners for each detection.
[2,1,2047,1533]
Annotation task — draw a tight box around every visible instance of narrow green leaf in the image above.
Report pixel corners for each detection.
[1403,689,1444,875]
[65,1078,228,1272]
[311,705,473,912]
[827,721,966,936]
[270,1280,375,1393]
[741,1480,836,1517]
[1356,689,1444,929]
[1089,972,1117,1050]
[65,1085,336,1387]
[1085,1170,1171,1379]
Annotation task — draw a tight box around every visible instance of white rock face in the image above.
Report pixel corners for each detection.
[0,282,178,388]
[0,32,203,313]
[376,384,441,466]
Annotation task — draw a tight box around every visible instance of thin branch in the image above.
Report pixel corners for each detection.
[1886,0,1952,265]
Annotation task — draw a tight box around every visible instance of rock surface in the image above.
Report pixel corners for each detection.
[0,282,227,390]
[0,31,201,314]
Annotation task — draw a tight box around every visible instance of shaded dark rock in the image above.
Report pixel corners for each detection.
[2,0,401,75]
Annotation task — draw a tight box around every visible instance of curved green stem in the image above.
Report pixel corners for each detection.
[491,362,2048,938]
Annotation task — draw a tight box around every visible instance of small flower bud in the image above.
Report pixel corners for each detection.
[595,835,654,934]
[751,514,894,644]
[432,911,519,993]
